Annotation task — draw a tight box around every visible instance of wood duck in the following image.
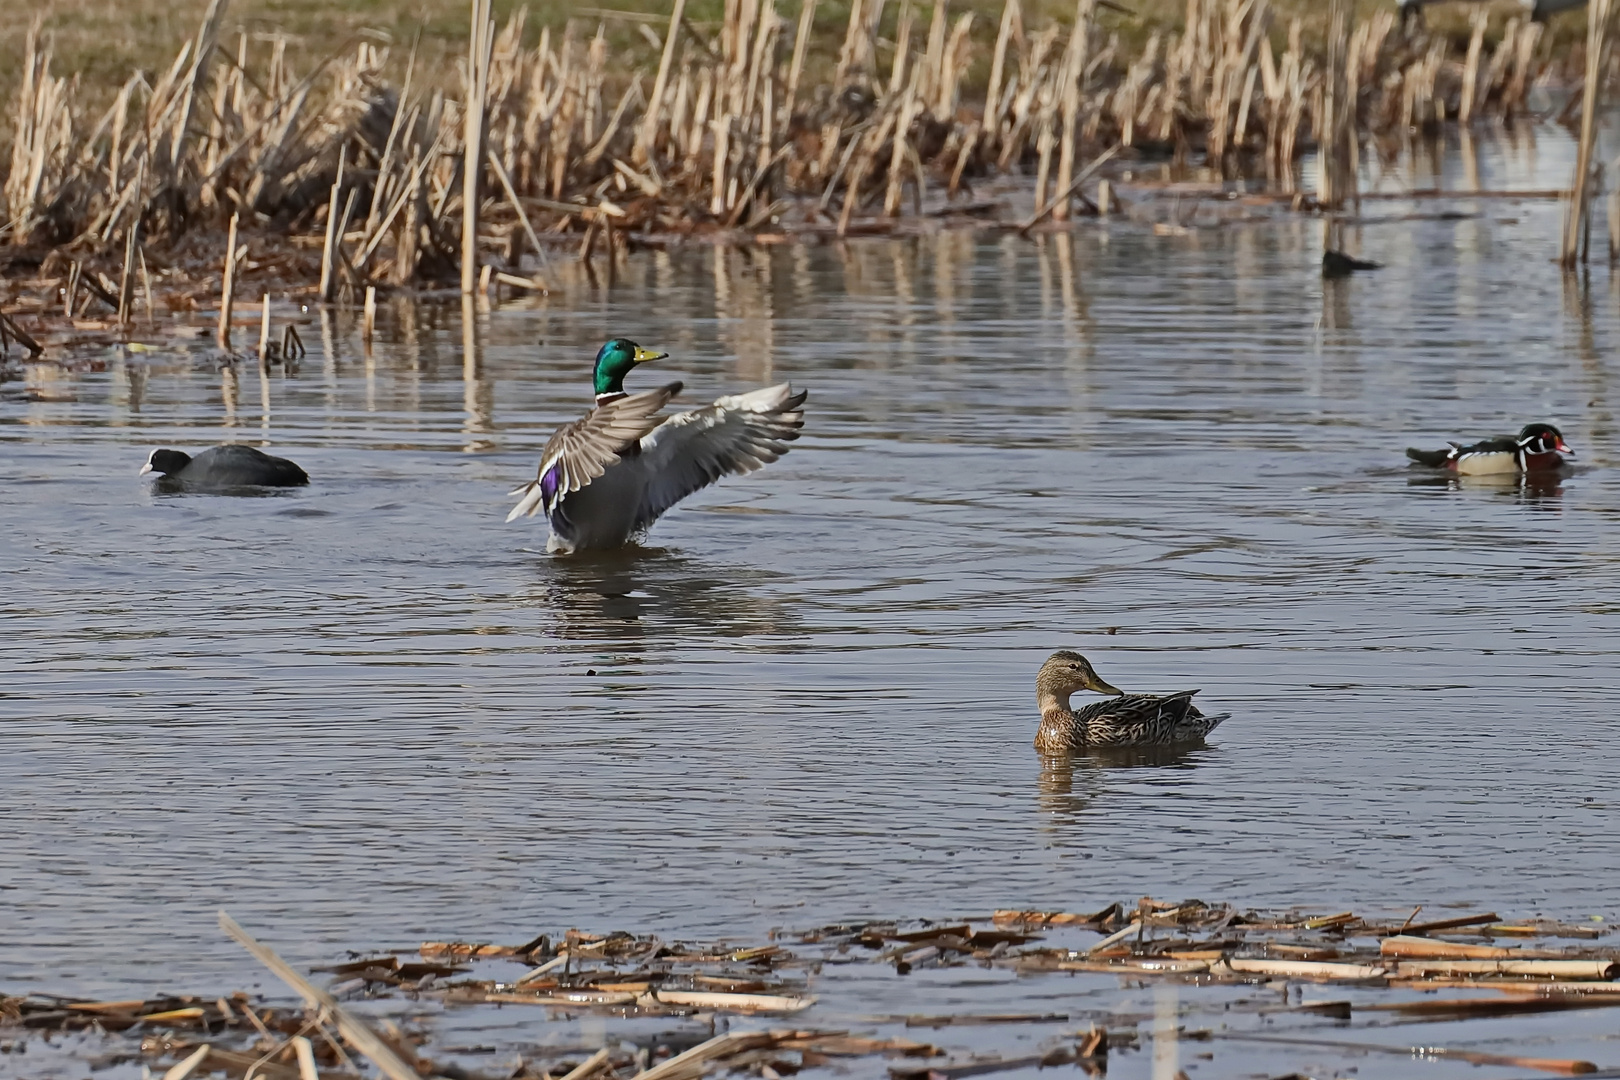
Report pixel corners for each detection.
[1405,423,1573,476]
[506,339,807,554]
[1034,651,1230,753]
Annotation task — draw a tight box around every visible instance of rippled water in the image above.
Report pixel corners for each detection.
[5,127,1620,1052]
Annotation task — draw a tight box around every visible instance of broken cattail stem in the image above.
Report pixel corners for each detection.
[257,294,270,367]
[1561,0,1612,268]
[117,220,138,326]
[1022,143,1119,235]
[634,0,687,165]
[1317,0,1355,212]
[783,0,818,129]
[363,286,376,343]
[217,212,238,351]
[318,146,347,304]
[462,0,493,295]
[139,249,155,327]
[486,148,549,272]
[1052,0,1094,223]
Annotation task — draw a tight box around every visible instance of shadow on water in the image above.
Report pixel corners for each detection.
[150,481,307,498]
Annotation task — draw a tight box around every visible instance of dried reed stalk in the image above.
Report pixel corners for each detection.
[1052,0,1093,222]
[1316,0,1354,211]
[257,294,271,368]
[1562,0,1613,268]
[463,0,494,294]
[217,212,238,351]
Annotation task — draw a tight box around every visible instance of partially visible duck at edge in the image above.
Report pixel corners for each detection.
[1034,651,1230,753]
[140,445,309,490]
[1406,422,1574,476]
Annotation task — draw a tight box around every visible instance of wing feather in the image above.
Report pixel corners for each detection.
[617,382,807,534]
[505,382,684,522]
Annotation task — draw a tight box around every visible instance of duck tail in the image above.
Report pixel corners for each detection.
[1405,446,1452,468]
[505,480,547,522]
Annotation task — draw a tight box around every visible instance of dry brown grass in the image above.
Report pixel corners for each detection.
[1,0,1588,117]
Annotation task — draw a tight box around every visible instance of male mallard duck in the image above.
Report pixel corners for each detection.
[506,339,807,553]
[1034,651,1230,752]
[1406,422,1573,475]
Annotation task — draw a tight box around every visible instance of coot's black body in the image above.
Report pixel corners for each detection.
[140,445,309,490]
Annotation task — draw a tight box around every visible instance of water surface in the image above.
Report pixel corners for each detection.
[4,127,1619,1036]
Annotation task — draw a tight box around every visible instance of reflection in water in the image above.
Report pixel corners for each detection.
[1036,746,1209,829]
[1035,755,1101,827]
[1321,277,1352,330]
[257,363,272,436]
[462,294,495,452]
[221,364,239,426]
[1406,470,1567,506]
[1153,982,1180,1080]
[520,548,798,646]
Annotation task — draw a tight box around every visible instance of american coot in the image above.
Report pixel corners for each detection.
[1406,423,1574,475]
[1033,651,1230,752]
[139,445,310,489]
[504,338,807,554]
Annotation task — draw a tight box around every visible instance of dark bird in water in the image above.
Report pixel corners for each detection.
[1034,651,1230,753]
[139,445,309,489]
[1322,250,1382,278]
[506,338,807,554]
[1406,422,1574,475]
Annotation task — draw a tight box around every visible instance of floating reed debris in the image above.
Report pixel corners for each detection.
[6,899,1619,1080]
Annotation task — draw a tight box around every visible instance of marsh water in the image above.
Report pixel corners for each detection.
[6,126,1620,1076]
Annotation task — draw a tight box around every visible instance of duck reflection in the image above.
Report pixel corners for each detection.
[1036,746,1212,828]
[520,547,799,642]
[1406,470,1566,507]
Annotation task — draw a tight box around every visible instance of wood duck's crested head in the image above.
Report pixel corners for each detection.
[1517,423,1573,458]
[1037,651,1124,706]
[592,338,668,398]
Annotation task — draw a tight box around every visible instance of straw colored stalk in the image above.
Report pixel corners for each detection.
[463,0,494,294]
[1316,0,1354,211]
[1052,0,1094,222]
[1561,0,1613,268]
[216,212,238,351]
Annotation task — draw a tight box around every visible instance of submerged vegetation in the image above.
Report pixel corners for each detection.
[0,0,1603,360]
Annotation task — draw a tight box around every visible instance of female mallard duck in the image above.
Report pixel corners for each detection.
[506,339,807,553]
[1406,422,1573,475]
[1034,651,1229,752]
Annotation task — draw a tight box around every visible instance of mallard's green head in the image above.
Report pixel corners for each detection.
[593,338,667,397]
[1037,651,1124,700]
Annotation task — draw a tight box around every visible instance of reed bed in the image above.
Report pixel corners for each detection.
[0,0,1583,357]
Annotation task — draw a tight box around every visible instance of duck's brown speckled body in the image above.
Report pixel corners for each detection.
[1034,651,1229,753]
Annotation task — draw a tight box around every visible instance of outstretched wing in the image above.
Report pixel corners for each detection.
[618,382,808,535]
[506,381,684,522]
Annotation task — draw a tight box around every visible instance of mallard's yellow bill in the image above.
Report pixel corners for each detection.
[634,346,668,363]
